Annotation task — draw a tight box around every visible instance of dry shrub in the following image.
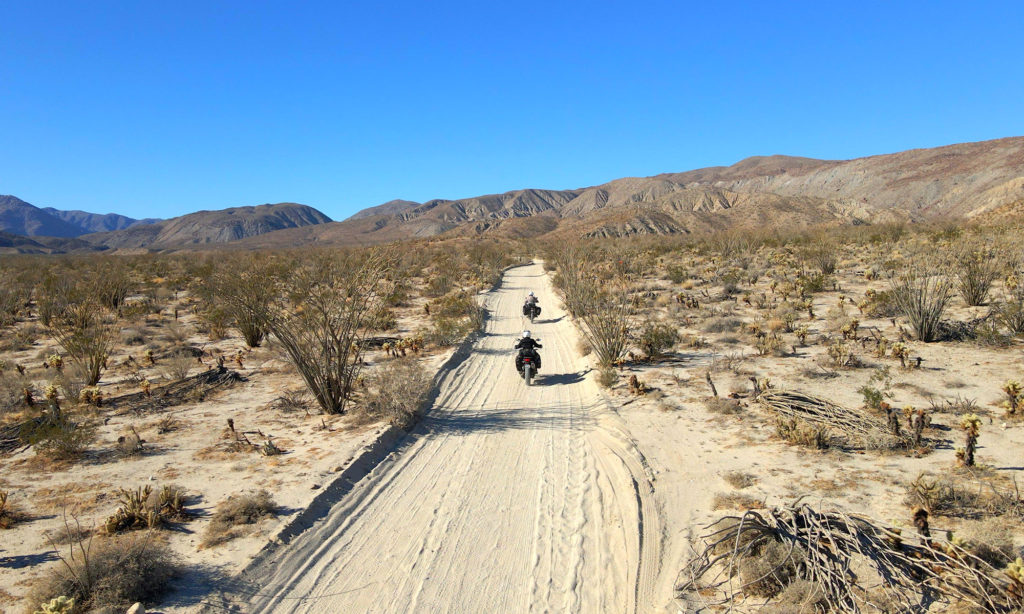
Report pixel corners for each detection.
[761,579,827,614]
[595,367,617,388]
[20,409,97,461]
[905,473,1023,520]
[358,358,431,430]
[703,316,743,334]
[0,370,31,415]
[158,350,194,382]
[637,321,679,360]
[200,490,277,548]
[738,538,805,597]
[954,518,1017,568]
[723,471,758,489]
[27,531,179,614]
[705,397,742,415]
[0,490,26,529]
[576,337,592,357]
[427,290,485,346]
[272,389,311,414]
[713,492,763,511]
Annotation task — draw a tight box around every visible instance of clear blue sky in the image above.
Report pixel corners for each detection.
[2,1,1023,221]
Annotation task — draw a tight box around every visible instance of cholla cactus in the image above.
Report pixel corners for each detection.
[794,326,809,346]
[827,340,855,367]
[45,354,63,370]
[956,413,981,467]
[1006,557,1024,601]
[904,405,929,446]
[79,387,103,407]
[44,384,59,403]
[801,298,814,318]
[1002,380,1022,415]
[841,318,860,340]
[1006,273,1020,292]
[105,485,159,533]
[891,342,910,368]
[145,348,155,365]
[141,379,151,397]
[33,596,75,614]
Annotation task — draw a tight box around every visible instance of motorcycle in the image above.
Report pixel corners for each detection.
[515,344,541,386]
[523,302,541,323]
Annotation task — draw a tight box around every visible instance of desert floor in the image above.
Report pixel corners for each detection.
[4,259,1024,614]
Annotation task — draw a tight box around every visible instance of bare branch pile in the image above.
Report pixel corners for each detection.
[677,503,1023,613]
[758,389,910,448]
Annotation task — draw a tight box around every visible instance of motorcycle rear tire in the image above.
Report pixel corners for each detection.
[524,363,533,386]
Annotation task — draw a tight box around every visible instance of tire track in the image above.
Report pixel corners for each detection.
[233,263,657,613]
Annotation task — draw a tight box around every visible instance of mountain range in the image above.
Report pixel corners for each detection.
[3,136,1023,253]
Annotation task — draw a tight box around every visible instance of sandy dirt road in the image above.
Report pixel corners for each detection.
[240,263,661,613]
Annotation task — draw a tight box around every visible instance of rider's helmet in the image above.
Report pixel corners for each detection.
[528,292,535,297]
[522,330,531,338]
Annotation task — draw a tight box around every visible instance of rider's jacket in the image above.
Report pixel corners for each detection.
[515,338,543,351]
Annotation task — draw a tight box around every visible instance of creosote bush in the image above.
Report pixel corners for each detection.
[637,322,679,360]
[19,407,97,461]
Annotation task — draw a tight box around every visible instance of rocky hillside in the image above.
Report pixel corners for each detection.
[0,195,93,237]
[41,207,159,233]
[0,195,157,237]
[244,137,1024,247]
[9,136,1024,251]
[82,203,332,249]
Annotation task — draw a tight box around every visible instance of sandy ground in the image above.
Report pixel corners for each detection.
[0,292,454,613]
[6,258,1022,614]
[198,263,664,613]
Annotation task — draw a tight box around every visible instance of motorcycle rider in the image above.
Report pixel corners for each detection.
[523,291,540,317]
[514,330,543,372]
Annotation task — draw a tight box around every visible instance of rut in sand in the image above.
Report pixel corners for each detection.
[228,262,660,613]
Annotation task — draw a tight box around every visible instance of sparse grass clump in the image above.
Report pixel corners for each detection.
[723,471,757,489]
[200,490,278,548]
